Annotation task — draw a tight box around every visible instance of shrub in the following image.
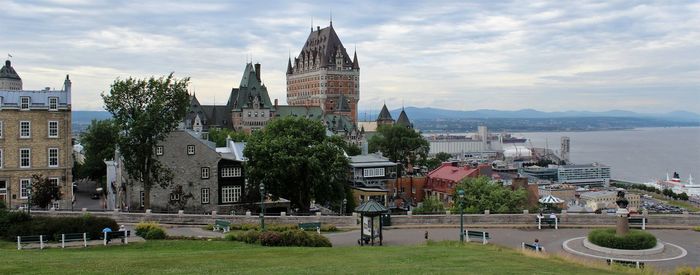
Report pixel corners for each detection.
[203,224,214,231]
[588,228,657,250]
[0,200,6,210]
[229,223,336,232]
[144,227,167,240]
[693,227,700,232]
[321,225,338,232]
[135,221,168,240]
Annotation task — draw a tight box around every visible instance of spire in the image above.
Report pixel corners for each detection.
[287,56,293,74]
[352,48,359,69]
[330,9,333,26]
[396,108,412,128]
[377,103,393,121]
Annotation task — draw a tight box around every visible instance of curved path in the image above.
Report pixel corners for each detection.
[326,228,700,270]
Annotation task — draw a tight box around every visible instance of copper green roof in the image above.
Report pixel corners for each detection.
[354,200,388,214]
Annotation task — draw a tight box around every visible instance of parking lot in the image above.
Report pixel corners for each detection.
[641,197,686,214]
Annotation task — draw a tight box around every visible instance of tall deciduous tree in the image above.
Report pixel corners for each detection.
[451,177,527,214]
[101,74,190,209]
[244,117,349,212]
[368,124,429,169]
[79,119,119,180]
[31,174,62,209]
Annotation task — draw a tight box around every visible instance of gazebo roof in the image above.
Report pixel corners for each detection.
[354,200,388,214]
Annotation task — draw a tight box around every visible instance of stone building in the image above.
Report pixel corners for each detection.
[0,59,73,209]
[286,22,360,125]
[122,130,247,213]
[580,190,640,212]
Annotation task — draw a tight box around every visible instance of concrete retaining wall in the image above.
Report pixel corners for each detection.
[31,211,700,229]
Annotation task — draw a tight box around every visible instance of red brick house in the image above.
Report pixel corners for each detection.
[424,162,482,204]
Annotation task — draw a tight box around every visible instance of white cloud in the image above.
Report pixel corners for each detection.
[0,0,698,113]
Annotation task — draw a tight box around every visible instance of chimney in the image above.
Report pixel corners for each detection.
[254,63,261,81]
[274,98,278,108]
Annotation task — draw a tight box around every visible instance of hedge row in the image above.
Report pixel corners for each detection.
[588,228,657,250]
[226,223,337,232]
[226,229,332,247]
[0,210,118,241]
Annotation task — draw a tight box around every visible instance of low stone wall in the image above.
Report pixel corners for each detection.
[30,211,700,229]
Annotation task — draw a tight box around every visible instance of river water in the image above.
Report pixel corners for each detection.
[513,127,700,183]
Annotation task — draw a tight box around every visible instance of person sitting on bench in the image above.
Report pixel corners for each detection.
[533,239,541,251]
[102,227,113,244]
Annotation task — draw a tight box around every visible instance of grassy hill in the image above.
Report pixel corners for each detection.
[0,240,626,274]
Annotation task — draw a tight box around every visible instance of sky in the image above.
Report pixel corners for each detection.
[1,0,699,113]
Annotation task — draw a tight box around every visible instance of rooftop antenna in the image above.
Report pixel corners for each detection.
[330,9,333,26]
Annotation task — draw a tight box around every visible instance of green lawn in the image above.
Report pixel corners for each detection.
[0,240,625,274]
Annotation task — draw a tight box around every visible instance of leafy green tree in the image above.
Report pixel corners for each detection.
[31,174,62,209]
[79,119,119,180]
[328,135,361,156]
[422,152,452,171]
[451,177,527,213]
[678,192,689,201]
[102,73,190,209]
[244,117,349,212]
[368,124,429,168]
[208,127,249,147]
[413,196,445,214]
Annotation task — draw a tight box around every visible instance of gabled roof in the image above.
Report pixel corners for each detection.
[428,163,480,183]
[0,60,21,80]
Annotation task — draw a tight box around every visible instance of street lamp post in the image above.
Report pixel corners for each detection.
[342,198,347,216]
[458,189,465,243]
[259,183,265,231]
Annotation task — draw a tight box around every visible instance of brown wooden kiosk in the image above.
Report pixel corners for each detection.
[355,200,388,246]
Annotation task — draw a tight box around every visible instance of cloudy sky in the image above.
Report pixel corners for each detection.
[2,0,699,113]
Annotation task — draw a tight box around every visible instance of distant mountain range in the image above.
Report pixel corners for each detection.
[364,107,700,122]
[74,108,700,125]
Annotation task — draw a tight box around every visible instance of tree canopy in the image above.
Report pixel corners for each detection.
[207,127,249,147]
[368,124,429,168]
[451,177,527,214]
[243,117,349,212]
[78,119,119,181]
[31,174,62,209]
[101,73,190,209]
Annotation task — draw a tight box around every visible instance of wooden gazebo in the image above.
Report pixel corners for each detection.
[355,200,388,246]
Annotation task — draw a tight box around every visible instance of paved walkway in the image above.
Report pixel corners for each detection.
[325,228,700,270]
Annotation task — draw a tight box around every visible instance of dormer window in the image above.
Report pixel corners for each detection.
[20,97,30,110]
[49,97,58,111]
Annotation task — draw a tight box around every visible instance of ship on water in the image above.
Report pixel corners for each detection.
[647,172,700,197]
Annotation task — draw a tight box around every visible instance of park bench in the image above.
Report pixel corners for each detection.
[103,231,130,246]
[464,230,490,244]
[521,242,545,252]
[299,222,321,234]
[214,219,231,233]
[536,216,558,229]
[17,235,47,250]
[606,259,644,269]
[60,233,89,248]
[628,217,647,230]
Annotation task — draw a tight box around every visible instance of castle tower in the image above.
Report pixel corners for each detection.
[0,60,23,90]
[376,103,394,126]
[286,23,360,124]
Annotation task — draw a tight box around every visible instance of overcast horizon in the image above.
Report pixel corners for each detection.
[2,0,699,113]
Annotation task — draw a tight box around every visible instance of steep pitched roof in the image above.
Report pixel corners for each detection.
[0,60,21,80]
[377,104,393,121]
[396,109,412,128]
[352,51,359,69]
[294,25,353,70]
[228,63,273,111]
[274,105,324,120]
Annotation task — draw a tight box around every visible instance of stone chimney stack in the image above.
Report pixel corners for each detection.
[254,63,261,81]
